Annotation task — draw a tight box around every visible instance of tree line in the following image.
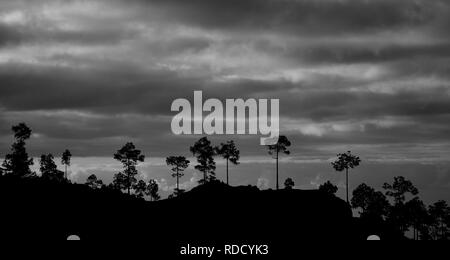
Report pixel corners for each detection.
[0,123,448,239]
[0,123,291,199]
[313,173,449,240]
[281,151,449,240]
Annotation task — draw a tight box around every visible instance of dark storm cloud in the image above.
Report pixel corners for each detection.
[291,118,450,146]
[1,60,450,143]
[0,24,24,47]
[278,86,450,120]
[391,57,450,79]
[276,43,450,65]
[0,109,175,156]
[135,0,441,35]
[0,62,202,114]
[0,23,139,48]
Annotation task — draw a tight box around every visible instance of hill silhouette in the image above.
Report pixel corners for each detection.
[0,176,401,244]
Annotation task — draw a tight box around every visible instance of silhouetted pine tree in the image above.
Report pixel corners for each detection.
[332,151,361,204]
[267,136,291,190]
[351,183,389,220]
[284,178,295,190]
[166,156,190,196]
[216,140,240,185]
[134,180,148,199]
[40,154,65,182]
[85,174,103,189]
[383,176,419,235]
[319,181,338,195]
[61,149,72,180]
[2,123,35,178]
[146,179,160,201]
[113,142,145,195]
[190,137,216,184]
[428,200,449,240]
[405,197,429,240]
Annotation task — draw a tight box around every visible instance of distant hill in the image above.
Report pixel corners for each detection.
[0,176,400,245]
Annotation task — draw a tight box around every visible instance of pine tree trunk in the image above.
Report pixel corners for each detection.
[226,159,229,185]
[413,226,416,240]
[276,149,279,190]
[176,168,179,191]
[127,168,130,195]
[346,168,349,204]
[127,159,131,195]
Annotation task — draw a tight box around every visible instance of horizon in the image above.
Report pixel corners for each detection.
[1,150,448,205]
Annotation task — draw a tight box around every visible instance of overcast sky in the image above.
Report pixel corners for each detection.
[1,0,450,202]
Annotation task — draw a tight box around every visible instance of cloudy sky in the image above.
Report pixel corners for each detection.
[1,0,450,203]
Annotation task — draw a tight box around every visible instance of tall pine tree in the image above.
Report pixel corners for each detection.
[2,123,35,178]
[190,137,216,184]
[112,142,145,195]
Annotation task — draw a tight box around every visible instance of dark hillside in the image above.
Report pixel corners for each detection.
[0,177,398,245]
